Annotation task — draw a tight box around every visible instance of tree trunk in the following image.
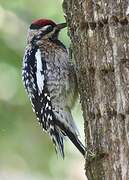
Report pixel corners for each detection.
[63,0,129,179]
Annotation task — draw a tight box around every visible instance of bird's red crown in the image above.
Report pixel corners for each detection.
[32,19,56,27]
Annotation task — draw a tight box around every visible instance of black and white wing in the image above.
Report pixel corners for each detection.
[22,45,65,157]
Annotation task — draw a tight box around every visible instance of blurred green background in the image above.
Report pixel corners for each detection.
[0,0,85,179]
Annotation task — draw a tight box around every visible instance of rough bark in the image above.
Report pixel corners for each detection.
[63,0,129,179]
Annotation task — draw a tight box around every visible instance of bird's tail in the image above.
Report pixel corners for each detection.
[63,127,85,156]
[54,118,85,157]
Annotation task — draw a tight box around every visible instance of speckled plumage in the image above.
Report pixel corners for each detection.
[22,19,85,157]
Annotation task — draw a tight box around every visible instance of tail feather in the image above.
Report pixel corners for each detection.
[49,126,65,158]
[49,110,85,157]
[54,117,85,157]
[64,128,85,156]
[54,129,65,158]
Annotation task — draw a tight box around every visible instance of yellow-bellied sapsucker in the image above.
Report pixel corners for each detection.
[22,19,85,157]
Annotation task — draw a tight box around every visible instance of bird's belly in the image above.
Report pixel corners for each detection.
[46,66,69,109]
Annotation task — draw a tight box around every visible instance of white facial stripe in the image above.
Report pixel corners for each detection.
[41,25,52,31]
[35,49,44,94]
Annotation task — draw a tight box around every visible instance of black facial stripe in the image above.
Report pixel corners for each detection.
[44,25,54,33]
[30,24,41,29]
[30,24,55,31]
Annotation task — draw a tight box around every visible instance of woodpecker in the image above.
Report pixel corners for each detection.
[22,19,85,157]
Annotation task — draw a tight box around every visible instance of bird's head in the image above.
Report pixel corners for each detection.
[27,19,67,44]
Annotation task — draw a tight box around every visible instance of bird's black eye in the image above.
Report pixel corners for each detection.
[45,25,53,32]
[40,25,54,35]
[30,24,54,32]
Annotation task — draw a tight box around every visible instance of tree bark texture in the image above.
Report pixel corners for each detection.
[63,1,129,179]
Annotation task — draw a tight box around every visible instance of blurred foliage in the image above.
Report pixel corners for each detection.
[0,0,85,180]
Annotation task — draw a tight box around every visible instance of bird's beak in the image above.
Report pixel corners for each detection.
[56,23,67,30]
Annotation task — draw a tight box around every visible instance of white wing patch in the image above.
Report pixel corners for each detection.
[35,49,44,95]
